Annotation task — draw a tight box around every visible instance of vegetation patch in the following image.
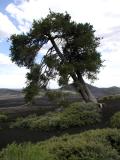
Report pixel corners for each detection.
[0,113,8,122]
[11,102,101,130]
[46,90,80,108]
[110,111,120,128]
[99,95,120,103]
[1,128,120,160]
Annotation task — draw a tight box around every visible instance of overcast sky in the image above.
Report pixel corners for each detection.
[0,0,120,89]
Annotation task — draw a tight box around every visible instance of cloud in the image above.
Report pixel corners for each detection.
[0,12,19,39]
[5,3,25,25]
[0,53,12,65]
[0,53,28,88]
[5,0,120,38]
[93,66,120,88]
[0,74,27,89]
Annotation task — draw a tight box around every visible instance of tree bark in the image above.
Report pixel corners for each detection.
[73,74,97,103]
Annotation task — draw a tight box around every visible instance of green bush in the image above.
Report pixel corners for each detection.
[46,90,63,101]
[99,95,120,103]
[110,112,120,128]
[46,90,79,108]
[0,143,54,160]
[1,129,120,160]
[0,113,8,122]
[59,102,101,129]
[11,102,101,130]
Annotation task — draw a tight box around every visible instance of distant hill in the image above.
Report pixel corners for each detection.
[0,89,22,95]
[0,84,120,99]
[0,89,23,100]
[60,84,120,98]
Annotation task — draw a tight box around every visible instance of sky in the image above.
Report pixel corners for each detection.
[0,0,120,89]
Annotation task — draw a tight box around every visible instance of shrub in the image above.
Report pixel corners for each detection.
[110,112,120,128]
[1,129,120,160]
[46,90,63,101]
[59,102,101,129]
[0,143,54,160]
[45,90,77,108]
[11,102,101,130]
[0,113,8,122]
[99,95,120,103]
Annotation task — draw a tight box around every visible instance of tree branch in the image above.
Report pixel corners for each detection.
[48,34,64,61]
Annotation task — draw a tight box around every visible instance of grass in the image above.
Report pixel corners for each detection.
[11,102,101,130]
[1,128,120,160]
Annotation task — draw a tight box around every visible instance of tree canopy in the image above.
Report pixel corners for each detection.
[10,11,103,103]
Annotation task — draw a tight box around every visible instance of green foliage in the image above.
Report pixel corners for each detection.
[110,112,120,128]
[99,95,120,103]
[46,90,70,107]
[1,129,120,160]
[11,102,101,130]
[10,11,102,102]
[23,64,40,103]
[59,102,101,128]
[0,112,8,122]
[24,83,39,104]
[0,143,54,160]
[46,90,63,101]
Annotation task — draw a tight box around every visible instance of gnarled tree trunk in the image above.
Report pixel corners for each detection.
[49,35,97,103]
[73,74,97,103]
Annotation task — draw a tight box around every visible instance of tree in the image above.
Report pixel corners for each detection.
[10,11,103,103]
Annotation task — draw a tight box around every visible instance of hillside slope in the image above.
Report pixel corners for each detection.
[0,89,21,95]
[61,84,120,98]
[0,84,120,100]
